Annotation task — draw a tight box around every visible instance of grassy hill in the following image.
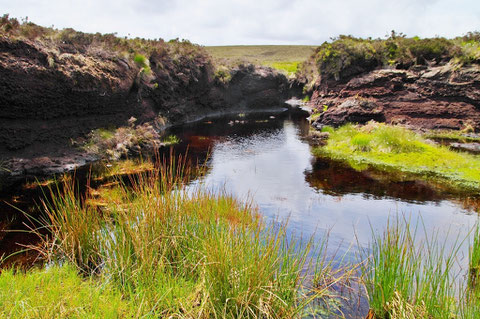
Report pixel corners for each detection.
[205,45,317,75]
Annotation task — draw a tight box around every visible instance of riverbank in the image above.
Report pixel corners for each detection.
[0,157,344,318]
[300,34,480,131]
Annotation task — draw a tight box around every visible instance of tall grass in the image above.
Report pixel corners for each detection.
[361,216,465,319]
[469,224,480,289]
[31,157,339,318]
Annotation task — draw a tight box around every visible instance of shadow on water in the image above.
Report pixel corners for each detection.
[0,110,479,317]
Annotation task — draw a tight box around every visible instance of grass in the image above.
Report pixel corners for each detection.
[361,216,465,319]
[469,224,480,289]
[83,124,178,160]
[0,264,134,318]
[205,45,316,75]
[19,157,343,318]
[314,123,480,191]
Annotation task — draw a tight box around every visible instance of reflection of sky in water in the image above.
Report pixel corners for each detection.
[187,119,478,269]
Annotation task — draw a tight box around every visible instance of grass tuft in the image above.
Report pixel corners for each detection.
[361,216,462,319]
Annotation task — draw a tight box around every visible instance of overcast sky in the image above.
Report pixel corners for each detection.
[1,0,479,45]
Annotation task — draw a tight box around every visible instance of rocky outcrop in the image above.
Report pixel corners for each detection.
[0,37,290,181]
[310,64,480,130]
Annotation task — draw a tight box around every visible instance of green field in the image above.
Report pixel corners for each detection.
[205,45,317,75]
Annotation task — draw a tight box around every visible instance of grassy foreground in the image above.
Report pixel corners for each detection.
[205,45,317,75]
[3,159,343,318]
[314,123,480,191]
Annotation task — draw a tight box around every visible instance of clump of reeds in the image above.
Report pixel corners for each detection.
[32,156,342,318]
[361,216,461,319]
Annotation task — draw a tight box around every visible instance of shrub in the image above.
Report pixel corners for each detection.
[133,53,151,74]
[315,35,382,81]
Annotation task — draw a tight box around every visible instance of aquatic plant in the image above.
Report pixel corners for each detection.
[469,224,480,289]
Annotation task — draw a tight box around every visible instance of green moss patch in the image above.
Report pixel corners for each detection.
[314,123,480,191]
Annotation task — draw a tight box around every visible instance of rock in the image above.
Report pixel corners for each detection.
[313,98,385,127]
[309,62,480,130]
[450,142,480,153]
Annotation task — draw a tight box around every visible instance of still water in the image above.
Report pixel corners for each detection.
[167,112,478,254]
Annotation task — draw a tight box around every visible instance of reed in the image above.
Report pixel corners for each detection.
[361,216,461,319]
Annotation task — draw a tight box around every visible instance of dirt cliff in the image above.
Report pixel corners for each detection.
[294,34,480,131]
[0,33,289,180]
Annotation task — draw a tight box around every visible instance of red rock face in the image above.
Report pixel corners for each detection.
[310,65,480,130]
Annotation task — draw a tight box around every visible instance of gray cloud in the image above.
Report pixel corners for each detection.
[1,0,479,45]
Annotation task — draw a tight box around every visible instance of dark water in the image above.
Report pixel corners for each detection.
[166,112,478,247]
[1,111,479,317]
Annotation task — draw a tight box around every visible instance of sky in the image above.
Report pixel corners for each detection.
[1,0,479,45]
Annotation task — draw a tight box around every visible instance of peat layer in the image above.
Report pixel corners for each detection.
[0,34,290,180]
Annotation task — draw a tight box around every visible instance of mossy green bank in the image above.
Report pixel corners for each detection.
[314,123,480,191]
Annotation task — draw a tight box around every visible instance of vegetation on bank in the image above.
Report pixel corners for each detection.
[0,14,206,57]
[0,14,211,90]
[297,31,480,87]
[424,129,480,143]
[81,119,179,160]
[205,45,316,75]
[314,123,480,191]
[8,159,345,318]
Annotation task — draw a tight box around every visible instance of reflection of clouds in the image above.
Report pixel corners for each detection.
[193,119,477,269]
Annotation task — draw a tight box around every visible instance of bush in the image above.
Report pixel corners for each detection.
[315,35,382,81]
[306,32,480,83]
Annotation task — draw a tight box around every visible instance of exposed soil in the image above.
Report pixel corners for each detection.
[309,64,480,131]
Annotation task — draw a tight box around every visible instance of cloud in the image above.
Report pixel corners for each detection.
[1,0,479,45]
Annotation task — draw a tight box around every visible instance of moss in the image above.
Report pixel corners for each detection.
[315,123,480,191]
